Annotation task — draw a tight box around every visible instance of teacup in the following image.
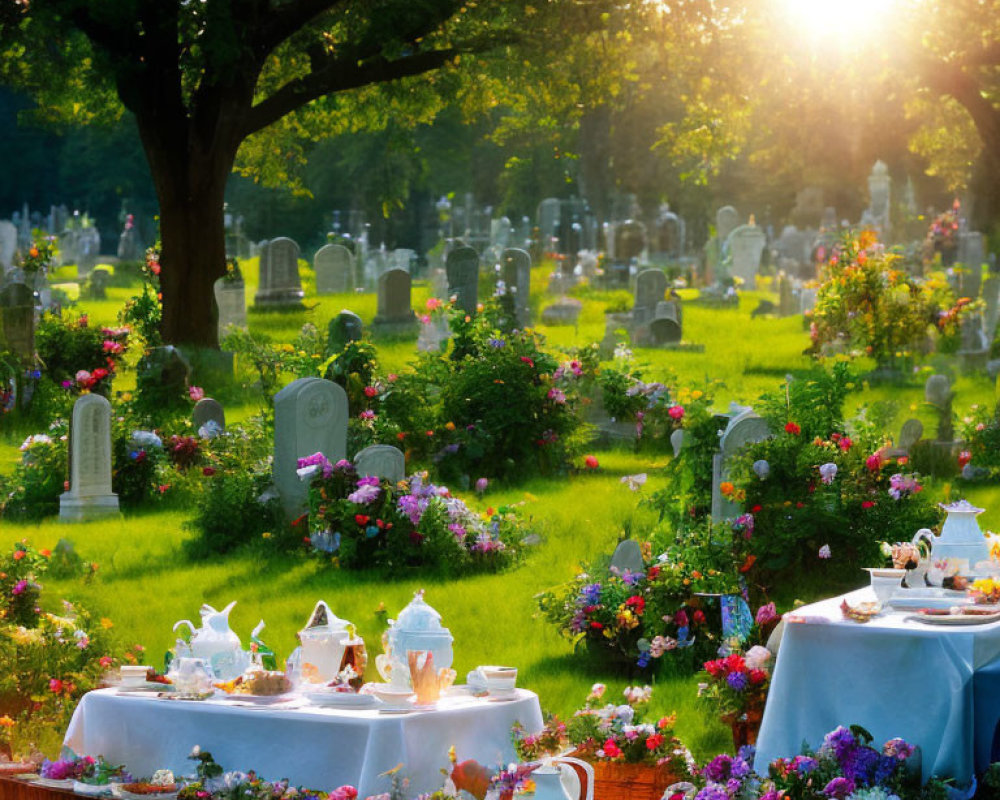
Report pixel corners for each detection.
[474,665,517,696]
[120,665,150,687]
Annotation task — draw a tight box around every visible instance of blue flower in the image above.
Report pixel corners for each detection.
[726,671,748,691]
[365,525,380,538]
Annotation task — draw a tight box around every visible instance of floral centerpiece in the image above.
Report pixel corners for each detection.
[969,578,1000,605]
[698,647,772,749]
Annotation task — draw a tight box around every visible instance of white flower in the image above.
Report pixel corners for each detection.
[819,544,832,559]
[744,645,772,670]
[620,473,647,491]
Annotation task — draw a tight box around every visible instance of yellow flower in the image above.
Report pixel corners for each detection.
[262,532,272,539]
[100,618,114,629]
[445,422,456,431]
[281,343,295,353]
[691,390,703,400]
[524,492,537,502]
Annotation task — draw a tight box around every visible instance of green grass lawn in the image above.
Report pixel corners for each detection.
[4,257,1000,761]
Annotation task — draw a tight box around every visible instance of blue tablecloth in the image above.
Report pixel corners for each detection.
[754,588,1000,783]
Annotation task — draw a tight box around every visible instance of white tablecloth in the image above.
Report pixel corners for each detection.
[754,588,1000,783]
[65,688,542,797]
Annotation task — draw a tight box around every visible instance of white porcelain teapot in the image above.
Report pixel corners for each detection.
[173,601,247,680]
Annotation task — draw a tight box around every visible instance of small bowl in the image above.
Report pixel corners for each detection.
[370,684,415,708]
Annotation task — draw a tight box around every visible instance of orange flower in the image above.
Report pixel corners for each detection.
[720,482,735,497]
[0,715,13,728]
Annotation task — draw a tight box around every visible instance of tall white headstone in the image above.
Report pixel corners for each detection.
[60,394,120,521]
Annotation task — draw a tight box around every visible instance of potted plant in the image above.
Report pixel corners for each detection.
[697,647,772,750]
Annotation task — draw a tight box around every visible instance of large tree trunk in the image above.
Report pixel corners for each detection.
[133,117,240,349]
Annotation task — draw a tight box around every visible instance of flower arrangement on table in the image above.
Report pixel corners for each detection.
[537,520,748,671]
[300,455,530,573]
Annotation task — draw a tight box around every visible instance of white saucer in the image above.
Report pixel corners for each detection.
[305,691,377,709]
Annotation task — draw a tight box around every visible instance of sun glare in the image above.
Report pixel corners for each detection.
[780,0,895,35]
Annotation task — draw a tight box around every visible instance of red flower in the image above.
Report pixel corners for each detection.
[49,679,63,693]
[839,436,853,451]
[584,455,599,469]
[647,566,661,580]
[626,596,646,614]
[202,467,216,476]
[397,432,406,441]
[355,514,370,526]
[704,659,726,678]
[751,504,762,513]
[364,386,378,398]
[646,733,665,750]
[520,356,535,368]
[589,621,604,630]
[693,609,706,625]
[749,669,769,685]
[740,554,757,573]
[784,421,801,435]
[601,739,622,759]
[862,500,875,509]
[958,450,972,468]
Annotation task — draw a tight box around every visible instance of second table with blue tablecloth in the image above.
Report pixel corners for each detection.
[754,587,1000,784]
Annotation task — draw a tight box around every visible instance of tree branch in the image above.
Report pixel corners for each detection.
[251,0,343,54]
[241,30,517,136]
[914,54,1000,151]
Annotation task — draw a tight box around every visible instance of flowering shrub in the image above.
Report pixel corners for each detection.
[564,684,693,770]
[959,404,1000,480]
[2,422,69,519]
[922,201,960,268]
[364,299,589,483]
[119,245,163,349]
[537,521,747,671]
[728,369,939,581]
[0,541,134,759]
[301,455,529,573]
[35,313,130,398]
[808,231,952,369]
[187,418,283,556]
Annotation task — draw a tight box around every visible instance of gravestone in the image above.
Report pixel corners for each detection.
[445,245,480,315]
[327,310,364,356]
[984,275,1000,343]
[716,206,739,247]
[610,540,644,575]
[214,278,247,342]
[649,300,683,345]
[957,233,984,298]
[117,216,144,261]
[728,224,767,288]
[273,377,348,518]
[653,206,684,259]
[867,160,891,232]
[776,226,812,278]
[0,221,17,270]
[777,273,796,316]
[59,394,120,521]
[373,268,418,335]
[632,269,668,326]
[0,282,35,362]
[925,374,954,442]
[138,346,191,399]
[354,444,405,484]
[417,316,450,353]
[615,220,646,263]
[537,198,561,244]
[254,237,304,308]
[899,419,923,451]
[799,287,818,315]
[712,406,772,522]
[501,248,531,326]
[88,268,110,299]
[193,398,226,435]
[314,244,354,294]
[77,228,100,276]
[540,296,583,326]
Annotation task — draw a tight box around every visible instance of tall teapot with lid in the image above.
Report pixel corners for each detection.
[379,590,453,687]
[173,601,246,679]
[914,500,992,584]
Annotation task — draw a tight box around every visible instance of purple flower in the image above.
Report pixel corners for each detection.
[580,583,602,605]
[726,671,748,691]
[475,477,489,494]
[755,602,778,626]
[842,746,879,782]
[357,476,380,488]
[823,726,857,759]
[347,484,381,504]
[822,777,855,799]
[448,523,466,541]
[12,579,27,596]
[702,754,734,783]
[819,462,838,485]
[694,786,731,800]
[791,756,818,775]
[883,738,915,760]
[622,570,643,587]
